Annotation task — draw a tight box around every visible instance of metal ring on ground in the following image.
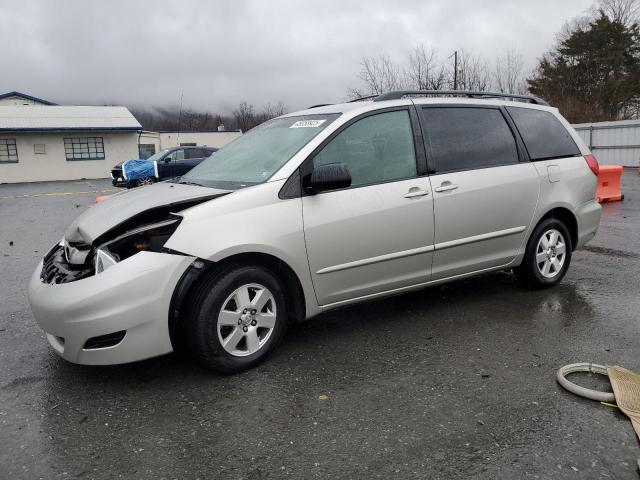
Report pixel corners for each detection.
[556,363,616,402]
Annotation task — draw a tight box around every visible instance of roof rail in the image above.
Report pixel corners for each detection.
[307,103,333,109]
[347,95,379,103]
[373,90,549,106]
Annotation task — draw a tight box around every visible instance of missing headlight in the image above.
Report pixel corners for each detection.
[93,216,182,274]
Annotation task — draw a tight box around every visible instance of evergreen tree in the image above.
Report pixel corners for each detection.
[528,12,640,122]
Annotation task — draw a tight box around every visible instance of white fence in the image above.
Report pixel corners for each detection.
[572,119,640,167]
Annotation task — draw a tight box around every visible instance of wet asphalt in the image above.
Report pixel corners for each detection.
[0,172,639,480]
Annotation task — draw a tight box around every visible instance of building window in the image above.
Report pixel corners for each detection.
[34,143,46,154]
[0,139,18,163]
[180,142,197,146]
[64,137,105,160]
[138,143,156,159]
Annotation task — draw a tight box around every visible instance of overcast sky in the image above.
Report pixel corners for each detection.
[0,0,594,113]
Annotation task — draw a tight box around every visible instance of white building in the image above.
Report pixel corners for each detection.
[0,91,58,107]
[138,129,242,159]
[0,101,141,184]
[0,92,242,183]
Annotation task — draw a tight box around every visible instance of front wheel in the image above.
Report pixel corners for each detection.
[134,177,155,187]
[186,266,288,373]
[514,218,572,289]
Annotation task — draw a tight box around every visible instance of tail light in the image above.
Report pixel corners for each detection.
[584,154,599,176]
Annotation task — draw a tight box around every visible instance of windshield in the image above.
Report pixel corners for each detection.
[146,149,170,162]
[180,114,339,189]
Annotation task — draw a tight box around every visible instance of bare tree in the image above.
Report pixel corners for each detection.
[493,49,526,94]
[130,100,287,132]
[405,44,447,90]
[262,101,288,118]
[598,0,640,25]
[348,55,403,98]
[232,102,256,132]
[453,50,491,91]
[348,45,526,98]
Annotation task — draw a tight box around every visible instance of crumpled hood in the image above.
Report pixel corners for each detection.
[65,182,228,245]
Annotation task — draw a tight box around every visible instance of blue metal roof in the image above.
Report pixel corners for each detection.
[0,91,57,106]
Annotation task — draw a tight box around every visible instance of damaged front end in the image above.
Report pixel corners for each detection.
[40,193,223,285]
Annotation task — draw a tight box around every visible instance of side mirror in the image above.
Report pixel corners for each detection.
[306,163,351,194]
[164,157,171,163]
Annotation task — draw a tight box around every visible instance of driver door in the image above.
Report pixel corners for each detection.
[301,108,435,306]
[161,149,185,178]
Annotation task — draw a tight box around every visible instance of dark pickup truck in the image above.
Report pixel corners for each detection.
[111,146,218,188]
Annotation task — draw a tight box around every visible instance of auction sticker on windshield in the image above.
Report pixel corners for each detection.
[290,119,326,128]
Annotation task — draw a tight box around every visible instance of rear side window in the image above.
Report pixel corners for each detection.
[185,148,206,159]
[506,107,580,160]
[421,107,519,173]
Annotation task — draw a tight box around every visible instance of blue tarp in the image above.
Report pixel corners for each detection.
[122,159,158,181]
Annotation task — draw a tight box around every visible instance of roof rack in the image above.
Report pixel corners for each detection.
[373,90,549,106]
[348,95,379,103]
[307,94,379,109]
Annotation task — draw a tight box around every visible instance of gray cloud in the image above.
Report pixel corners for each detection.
[0,0,593,112]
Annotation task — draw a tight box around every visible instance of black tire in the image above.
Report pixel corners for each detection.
[186,265,288,373]
[514,218,572,290]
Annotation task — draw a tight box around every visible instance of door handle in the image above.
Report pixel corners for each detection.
[403,188,429,198]
[434,183,459,193]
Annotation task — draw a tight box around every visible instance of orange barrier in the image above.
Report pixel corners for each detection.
[95,195,109,204]
[596,165,624,203]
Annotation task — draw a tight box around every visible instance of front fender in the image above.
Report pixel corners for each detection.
[164,180,320,318]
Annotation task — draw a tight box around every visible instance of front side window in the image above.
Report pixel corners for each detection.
[182,114,339,189]
[64,137,105,160]
[421,107,519,172]
[169,149,185,161]
[0,139,18,162]
[313,110,417,187]
[506,107,581,161]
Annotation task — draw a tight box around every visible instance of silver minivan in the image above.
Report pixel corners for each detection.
[28,91,601,372]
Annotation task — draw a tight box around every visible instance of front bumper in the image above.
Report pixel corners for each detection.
[28,251,194,365]
[111,169,128,188]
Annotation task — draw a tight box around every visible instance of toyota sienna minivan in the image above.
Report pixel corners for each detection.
[28,90,601,372]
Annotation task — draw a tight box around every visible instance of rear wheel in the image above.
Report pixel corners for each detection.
[186,265,288,373]
[515,218,572,289]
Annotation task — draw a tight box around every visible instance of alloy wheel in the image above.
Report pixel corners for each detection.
[535,228,567,278]
[217,283,277,357]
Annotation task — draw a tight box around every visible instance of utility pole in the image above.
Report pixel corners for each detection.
[453,50,458,90]
[176,92,184,146]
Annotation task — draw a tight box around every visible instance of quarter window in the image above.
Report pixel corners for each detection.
[506,107,581,161]
[64,137,105,160]
[421,107,519,172]
[0,139,18,162]
[313,110,417,187]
